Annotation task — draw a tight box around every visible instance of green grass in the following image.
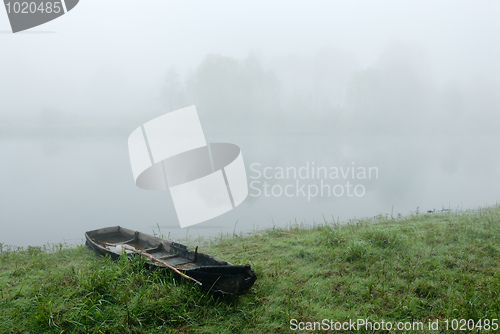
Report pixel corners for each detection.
[1,205,500,333]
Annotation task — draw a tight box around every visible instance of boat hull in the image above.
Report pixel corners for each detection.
[85,226,256,295]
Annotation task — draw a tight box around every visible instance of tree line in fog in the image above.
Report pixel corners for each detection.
[162,43,498,135]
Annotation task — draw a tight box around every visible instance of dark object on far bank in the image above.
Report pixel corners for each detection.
[85,226,256,295]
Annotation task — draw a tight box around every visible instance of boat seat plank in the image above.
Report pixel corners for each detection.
[164,257,192,266]
[156,253,178,259]
[144,243,164,253]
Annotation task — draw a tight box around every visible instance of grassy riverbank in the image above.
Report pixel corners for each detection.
[1,205,500,333]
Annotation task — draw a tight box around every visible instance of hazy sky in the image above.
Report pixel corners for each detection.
[1,0,499,124]
[1,1,500,246]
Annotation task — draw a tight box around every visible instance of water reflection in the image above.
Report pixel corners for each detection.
[1,132,498,246]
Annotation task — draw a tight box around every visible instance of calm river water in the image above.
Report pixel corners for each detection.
[1,131,498,246]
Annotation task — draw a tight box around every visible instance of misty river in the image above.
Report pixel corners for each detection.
[1,131,498,247]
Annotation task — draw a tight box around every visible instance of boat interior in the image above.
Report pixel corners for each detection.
[88,228,198,267]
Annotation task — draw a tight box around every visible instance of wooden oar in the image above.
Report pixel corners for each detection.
[97,240,202,286]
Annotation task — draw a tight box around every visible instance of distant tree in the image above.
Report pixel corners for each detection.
[343,68,383,132]
[270,48,357,130]
[343,42,434,134]
[185,54,280,128]
[162,66,186,112]
[346,68,382,109]
[186,54,240,119]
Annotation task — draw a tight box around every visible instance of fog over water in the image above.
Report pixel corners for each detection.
[1,1,499,246]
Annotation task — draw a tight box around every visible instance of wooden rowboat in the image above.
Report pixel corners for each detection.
[85,226,257,295]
